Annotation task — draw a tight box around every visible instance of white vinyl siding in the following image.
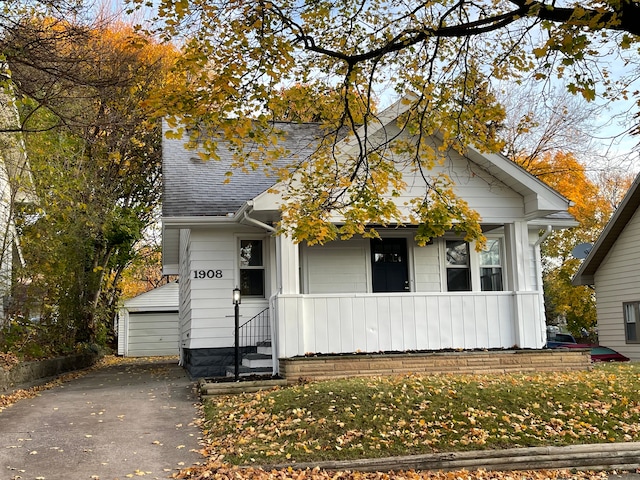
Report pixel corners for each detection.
[413,240,441,292]
[302,240,369,294]
[528,230,541,292]
[179,229,192,351]
[255,143,526,226]
[185,227,269,349]
[395,148,525,223]
[302,236,443,294]
[593,206,640,361]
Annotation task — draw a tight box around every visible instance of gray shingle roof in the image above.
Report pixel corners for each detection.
[162,122,323,217]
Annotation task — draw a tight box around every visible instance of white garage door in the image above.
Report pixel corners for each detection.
[128,312,179,357]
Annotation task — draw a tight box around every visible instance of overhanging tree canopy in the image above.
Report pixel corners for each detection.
[138,0,639,244]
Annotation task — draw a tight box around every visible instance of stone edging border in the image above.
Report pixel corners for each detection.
[0,353,99,392]
[261,442,640,473]
[199,378,287,397]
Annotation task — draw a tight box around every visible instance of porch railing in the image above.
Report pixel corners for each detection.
[238,307,270,348]
[275,291,545,358]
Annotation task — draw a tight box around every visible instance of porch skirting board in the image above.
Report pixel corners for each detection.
[279,349,591,382]
[183,347,254,378]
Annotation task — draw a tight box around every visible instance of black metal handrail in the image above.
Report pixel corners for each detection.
[238,307,270,348]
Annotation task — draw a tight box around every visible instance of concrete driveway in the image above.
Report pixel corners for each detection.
[0,359,204,480]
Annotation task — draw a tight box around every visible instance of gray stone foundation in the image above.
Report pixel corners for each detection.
[183,346,254,378]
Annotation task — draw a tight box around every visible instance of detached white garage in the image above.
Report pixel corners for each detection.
[117,282,179,357]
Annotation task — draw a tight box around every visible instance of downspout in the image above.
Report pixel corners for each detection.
[534,225,553,347]
[241,211,279,290]
[534,225,553,247]
[241,210,281,375]
[242,211,277,233]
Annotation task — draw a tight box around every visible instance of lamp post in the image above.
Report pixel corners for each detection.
[233,287,241,381]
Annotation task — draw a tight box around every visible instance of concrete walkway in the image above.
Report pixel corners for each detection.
[0,359,204,480]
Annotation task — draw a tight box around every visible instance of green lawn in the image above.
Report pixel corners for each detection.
[201,363,640,465]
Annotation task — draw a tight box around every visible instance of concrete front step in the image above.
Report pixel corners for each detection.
[257,345,272,355]
[242,353,272,368]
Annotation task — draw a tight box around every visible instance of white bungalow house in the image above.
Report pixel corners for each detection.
[162,100,577,378]
[573,172,640,361]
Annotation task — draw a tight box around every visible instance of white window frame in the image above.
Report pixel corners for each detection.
[441,236,505,292]
[623,301,640,344]
[237,237,267,299]
[444,239,472,292]
[478,238,504,292]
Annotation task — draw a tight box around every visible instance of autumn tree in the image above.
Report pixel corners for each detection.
[7,18,175,351]
[595,166,635,211]
[516,151,610,337]
[118,218,178,300]
[494,80,636,338]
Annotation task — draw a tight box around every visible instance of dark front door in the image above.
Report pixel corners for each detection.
[371,238,409,292]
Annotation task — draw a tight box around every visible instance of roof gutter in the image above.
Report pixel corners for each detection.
[162,215,240,227]
[163,203,253,228]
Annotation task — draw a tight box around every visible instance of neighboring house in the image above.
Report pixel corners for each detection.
[116,281,179,357]
[0,90,35,318]
[573,173,640,361]
[162,99,577,378]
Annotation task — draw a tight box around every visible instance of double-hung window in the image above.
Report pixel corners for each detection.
[623,301,640,343]
[479,239,503,291]
[446,240,471,291]
[239,239,265,297]
[445,238,504,292]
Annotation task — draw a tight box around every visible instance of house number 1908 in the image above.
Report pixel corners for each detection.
[192,270,223,279]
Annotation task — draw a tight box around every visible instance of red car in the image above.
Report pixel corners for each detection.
[559,343,630,362]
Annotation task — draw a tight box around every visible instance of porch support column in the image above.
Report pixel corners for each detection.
[504,221,530,292]
[273,235,301,367]
[278,235,300,294]
[504,221,539,348]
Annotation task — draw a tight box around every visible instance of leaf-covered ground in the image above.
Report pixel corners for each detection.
[199,364,640,466]
[175,462,613,480]
[0,352,19,371]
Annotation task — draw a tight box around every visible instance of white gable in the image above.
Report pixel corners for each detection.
[123,282,179,311]
[252,132,570,224]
